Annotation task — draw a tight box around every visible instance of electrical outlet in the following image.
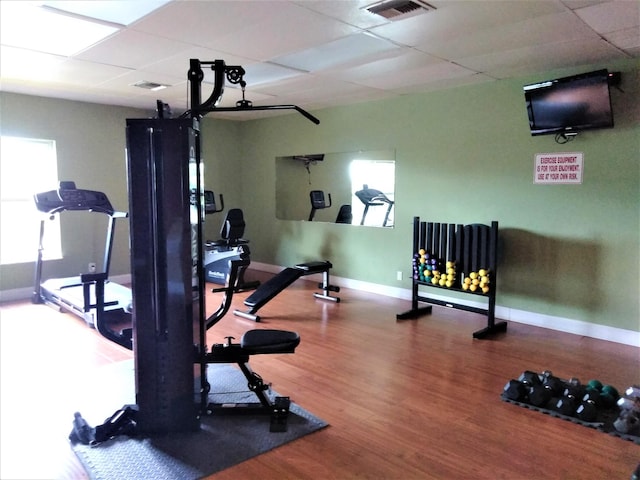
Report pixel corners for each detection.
[397,270,403,281]
[88,262,97,273]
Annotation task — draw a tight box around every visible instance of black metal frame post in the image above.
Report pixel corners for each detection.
[126,117,202,434]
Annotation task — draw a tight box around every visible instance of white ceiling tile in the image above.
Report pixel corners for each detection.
[351,60,477,90]
[458,37,628,79]
[574,0,640,33]
[96,69,184,90]
[211,5,361,60]
[140,47,254,79]
[55,59,135,85]
[76,30,193,69]
[243,63,306,86]
[41,0,171,26]
[130,1,275,43]
[0,46,67,83]
[0,2,119,56]
[417,11,600,59]
[605,27,640,50]
[271,32,401,72]
[324,50,453,83]
[561,0,609,9]
[253,74,367,97]
[1,48,133,87]
[292,0,391,28]
[393,73,494,95]
[623,45,640,56]
[132,1,358,60]
[369,0,567,47]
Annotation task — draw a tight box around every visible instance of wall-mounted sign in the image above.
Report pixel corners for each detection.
[534,152,583,184]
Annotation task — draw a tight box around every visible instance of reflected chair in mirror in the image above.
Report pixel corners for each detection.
[335,205,353,224]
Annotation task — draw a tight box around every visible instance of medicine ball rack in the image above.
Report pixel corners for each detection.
[397,217,507,339]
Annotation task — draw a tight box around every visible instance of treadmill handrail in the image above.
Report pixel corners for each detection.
[82,272,133,350]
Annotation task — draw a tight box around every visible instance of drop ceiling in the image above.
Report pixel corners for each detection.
[1,0,638,120]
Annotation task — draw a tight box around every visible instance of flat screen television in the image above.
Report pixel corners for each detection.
[524,69,614,136]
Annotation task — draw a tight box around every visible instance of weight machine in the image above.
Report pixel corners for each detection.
[73,59,321,440]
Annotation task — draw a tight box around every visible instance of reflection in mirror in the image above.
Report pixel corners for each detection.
[276,150,395,227]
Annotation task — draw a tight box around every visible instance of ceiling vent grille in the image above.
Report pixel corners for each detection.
[365,0,435,20]
[132,80,169,91]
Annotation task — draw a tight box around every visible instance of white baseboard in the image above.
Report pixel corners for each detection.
[252,262,639,348]
[4,266,637,348]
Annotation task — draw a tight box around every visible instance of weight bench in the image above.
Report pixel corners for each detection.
[233,260,340,322]
[202,329,300,429]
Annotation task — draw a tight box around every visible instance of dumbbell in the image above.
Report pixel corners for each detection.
[584,379,620,409]
[554,378,585,416]
[541,371,564,396]
[614,386,640,434]
[518,370,541,386]
[575,390,600,422]
[507,370,563,408]
[527,370,564,408]
[600,385,620,408]
[503,371,545,403]
[503,379,528,402]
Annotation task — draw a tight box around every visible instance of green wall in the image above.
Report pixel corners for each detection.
[1,58,638,334]
[231,60,639,333]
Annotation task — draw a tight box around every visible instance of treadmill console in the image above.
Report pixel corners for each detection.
[34,181,115,215]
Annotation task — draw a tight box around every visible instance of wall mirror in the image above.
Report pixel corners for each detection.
[276,149,395,227]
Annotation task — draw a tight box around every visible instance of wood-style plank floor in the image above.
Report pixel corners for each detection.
[1,272,638,479]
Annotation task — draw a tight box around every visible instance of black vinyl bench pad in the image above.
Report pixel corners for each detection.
[241,329,300,354]
[244,261,332,309]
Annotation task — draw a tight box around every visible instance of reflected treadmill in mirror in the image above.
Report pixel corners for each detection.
[354,186,394,227]
[276,150,395,227]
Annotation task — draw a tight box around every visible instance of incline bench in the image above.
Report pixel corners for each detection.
[234,260,340,321]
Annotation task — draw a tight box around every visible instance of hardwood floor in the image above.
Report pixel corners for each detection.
[1,272,638,479]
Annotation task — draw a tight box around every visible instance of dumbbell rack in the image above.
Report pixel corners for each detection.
[396,217,507,339]
[501,372,640,445]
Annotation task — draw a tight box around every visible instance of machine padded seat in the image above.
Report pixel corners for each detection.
[241,329,300,354]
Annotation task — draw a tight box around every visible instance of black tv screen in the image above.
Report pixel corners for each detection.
[524,69,614,136]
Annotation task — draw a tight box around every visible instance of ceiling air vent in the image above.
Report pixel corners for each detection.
[365,0,435,20]
[132,80,169,91]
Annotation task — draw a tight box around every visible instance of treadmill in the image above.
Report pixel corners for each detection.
[32,181,131,327]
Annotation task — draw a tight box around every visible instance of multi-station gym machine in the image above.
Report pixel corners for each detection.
[73,59,320,441]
